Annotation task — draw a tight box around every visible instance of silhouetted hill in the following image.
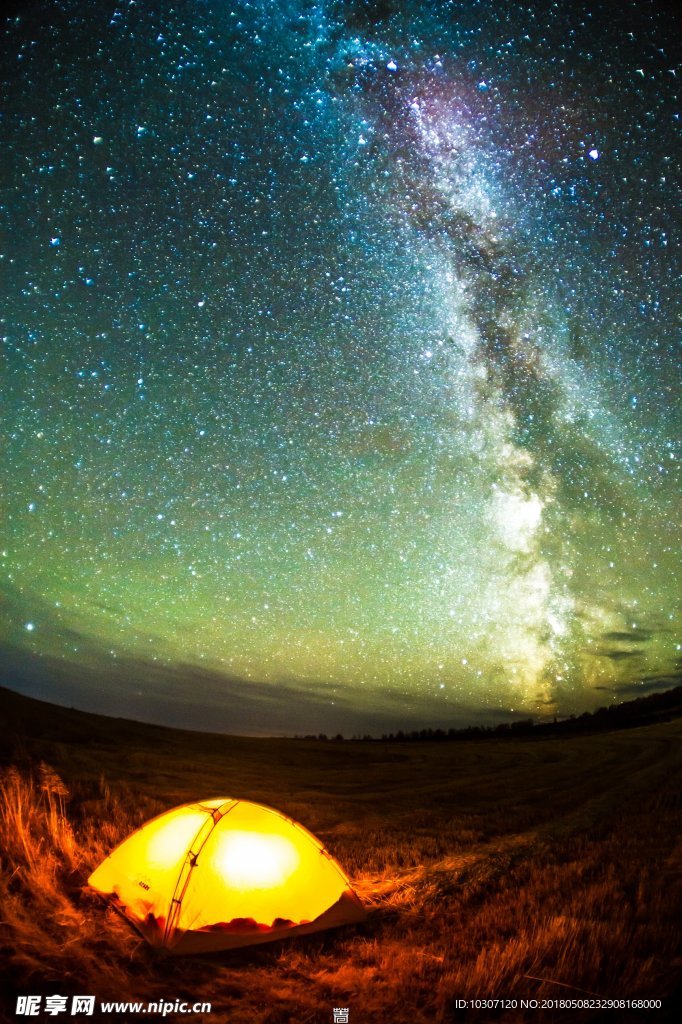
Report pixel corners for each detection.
[1,680,680,754]
[371,684,682,742]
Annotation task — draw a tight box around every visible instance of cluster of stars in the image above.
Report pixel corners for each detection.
[0,1,679,734]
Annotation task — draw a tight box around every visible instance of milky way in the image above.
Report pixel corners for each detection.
[1,1,680,734]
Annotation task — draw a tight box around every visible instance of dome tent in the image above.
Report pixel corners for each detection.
[88,798,366,954]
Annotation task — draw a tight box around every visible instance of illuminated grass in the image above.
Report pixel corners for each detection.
[0,690,680,1022]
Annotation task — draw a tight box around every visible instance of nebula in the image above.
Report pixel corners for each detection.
[1,1,679,733]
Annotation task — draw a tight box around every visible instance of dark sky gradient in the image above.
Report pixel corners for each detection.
[1,0,680,734]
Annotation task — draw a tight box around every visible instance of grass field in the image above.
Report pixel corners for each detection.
[0,686,680,1023]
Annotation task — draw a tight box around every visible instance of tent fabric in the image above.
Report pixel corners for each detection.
[88,798,366,953]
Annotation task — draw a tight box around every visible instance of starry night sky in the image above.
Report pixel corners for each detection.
[1,0,680,735]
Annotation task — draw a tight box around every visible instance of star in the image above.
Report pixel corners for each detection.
[0,0,678,735]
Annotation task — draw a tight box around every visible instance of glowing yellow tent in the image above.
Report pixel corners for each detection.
[88,798,366,953]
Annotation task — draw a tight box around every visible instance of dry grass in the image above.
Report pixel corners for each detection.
[0,698,680,1022]
[0,764,159,1003]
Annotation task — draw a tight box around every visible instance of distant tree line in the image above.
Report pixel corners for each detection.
[294,685,682,742]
